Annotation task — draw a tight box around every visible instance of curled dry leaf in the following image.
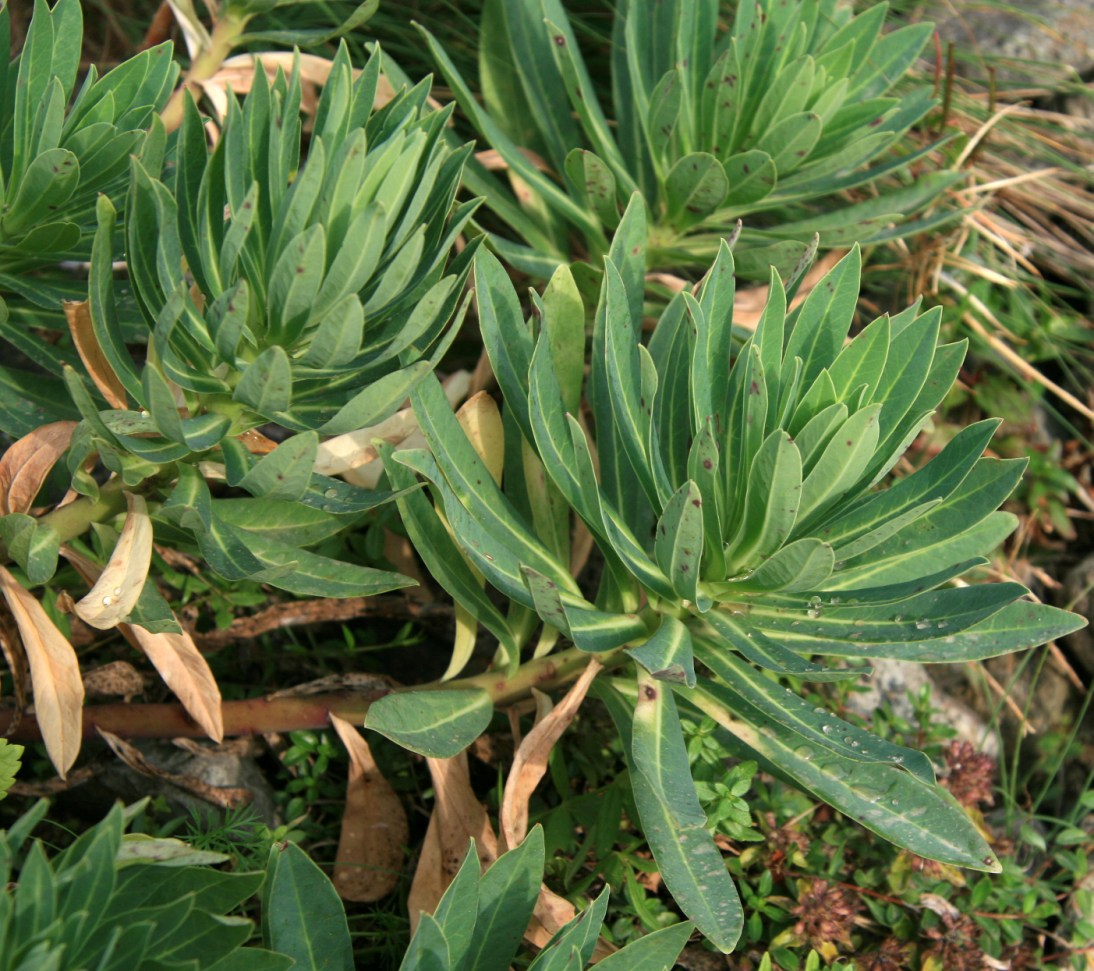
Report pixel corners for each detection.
[96,728,251,809]
[74,492,153,630]
[61,546,224,742]
[0,421,78,515]
[0,565,84,777]
[62,300,128,410]
[407,751,498,933]
[329,713,409,902]
[501,659,602,850]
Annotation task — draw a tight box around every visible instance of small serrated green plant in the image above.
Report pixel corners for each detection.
[368,196,1086,952]
[418,0,960,279]
[0,739,21,800]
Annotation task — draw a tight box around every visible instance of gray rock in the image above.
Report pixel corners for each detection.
[933,0,1094,81]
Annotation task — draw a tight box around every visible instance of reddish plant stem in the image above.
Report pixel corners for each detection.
[3,691,385,743]
[2,645,628,744]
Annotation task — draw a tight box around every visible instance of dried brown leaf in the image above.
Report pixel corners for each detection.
[501,659,601,850]
[329,713,409,901]
[61,545,223,741]
[97,728,251,808]
[407,752,498,932]
[129,627,224,742]
[0,421,78,515]
[0,565,84,776]
[74,492,153,629]
[63,300,128,409]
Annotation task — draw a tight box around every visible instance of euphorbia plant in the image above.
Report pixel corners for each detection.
[0,3,479,775]
[419,0,960,278]
[369,197,1085,951]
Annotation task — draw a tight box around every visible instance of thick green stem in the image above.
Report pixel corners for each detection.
[452,644,630,706]
[0,478,128,564]
[161,11,249,132]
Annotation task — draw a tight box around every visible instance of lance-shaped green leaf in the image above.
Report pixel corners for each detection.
[365,688,493,758]
[724,429,802,572]
[626,614,696,687]
[665,152,729,229]
[461,826,544,971]
[687,679,1000,871]
[622,674,743,952]
[795,600,1087,662]
[818,419,1001,549]
[564,149,620,230]
[704,608,861,682]
[410,376,579,594]
[381,443,519,662]
[782,246,860,387]
[0,514,60,585]
[604,261,661,509]
[527,886,610,971]
[242,532,413,599]
[695,638,932,782]
[476,249,534,443]
[794,403,881,528]
[521,565,646,652]
[594,922,693,971]
[234,345,292,417]
[654,480,706,606]
[710,538,834,595]
[263,842,353,971]
[237,432,317,501]
[428,840,479,965]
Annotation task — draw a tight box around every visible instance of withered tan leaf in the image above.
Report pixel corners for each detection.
[0,565,84,777]
[501,659,602,850]
[74,492,153,629]
[0,421,78,515]
[63,300,128,409]
[97,728,251,808]
[128,627,224,742]
[61,545,223,742]
[329,713,409,902]
[456,391,504,486]
[407,752,498,932]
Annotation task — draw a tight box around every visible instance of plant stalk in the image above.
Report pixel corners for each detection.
[160,10,249,132]
[2,646,630,744]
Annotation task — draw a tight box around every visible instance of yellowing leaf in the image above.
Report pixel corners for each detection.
[330,713,409,901]
[0,565,84,777]
[0,421,78,515]
[456,391,504,485]
[63,300,128,409]
[500,659,601,850]
[73,492,153,629]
